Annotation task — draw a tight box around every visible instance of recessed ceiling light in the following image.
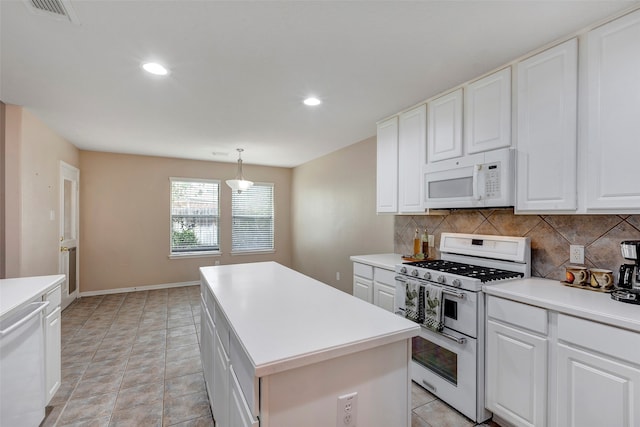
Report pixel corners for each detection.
[142,62,169,76]
[303,97,321,106]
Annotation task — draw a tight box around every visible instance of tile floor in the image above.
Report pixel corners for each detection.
[43,285,500,427]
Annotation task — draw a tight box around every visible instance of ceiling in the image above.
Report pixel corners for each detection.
[1,1,638,168]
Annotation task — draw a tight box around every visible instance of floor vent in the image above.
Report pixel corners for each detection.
[22,0,80,25]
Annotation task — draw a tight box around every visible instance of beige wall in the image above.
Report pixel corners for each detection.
[2,106,80,278]
[291,136,394,294]
[79,151,292,293]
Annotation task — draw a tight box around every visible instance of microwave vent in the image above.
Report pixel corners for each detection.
[22,0,80,25]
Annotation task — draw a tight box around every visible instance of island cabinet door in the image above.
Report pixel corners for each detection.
[213,330,230,427]
[229,366,258,427]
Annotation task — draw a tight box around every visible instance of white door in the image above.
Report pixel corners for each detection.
[398,104,426,212]
[427,89,463,162]
[586,9,640,210]
[486,319,548,427]
[516,38,578,212]
[376,117,399,213]
[464,67,511,154]
[59,162,79,309]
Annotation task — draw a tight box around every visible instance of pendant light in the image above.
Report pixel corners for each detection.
[226,148,254,193]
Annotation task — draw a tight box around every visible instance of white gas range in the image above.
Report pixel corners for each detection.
[394,232,531,423]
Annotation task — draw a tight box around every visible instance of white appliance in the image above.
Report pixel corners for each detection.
[424,147,514,209]
[0,300,49,427]
[394,233,530,422]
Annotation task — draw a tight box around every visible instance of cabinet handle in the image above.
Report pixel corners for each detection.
[0,302,49,336]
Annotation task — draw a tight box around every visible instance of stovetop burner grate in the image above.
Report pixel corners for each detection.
[405,260,524,283]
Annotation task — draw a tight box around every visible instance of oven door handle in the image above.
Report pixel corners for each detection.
[420,324,467,345]
[396,276,466,300]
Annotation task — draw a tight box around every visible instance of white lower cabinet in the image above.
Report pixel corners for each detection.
[201,295,215,408]
[372,268,396,313]
[353,262,374,303]
[44,306,61,403]
[486,297,548,427]
[353,262,397,311]
[213,329,230,427]
[486,295,640,427]
[43,285,62,404]
[230,366,259,427]
[556,314,640,427]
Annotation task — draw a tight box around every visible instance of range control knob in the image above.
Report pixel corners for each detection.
[423,272,431,280]
[411,269,419,277]
[400,266,407,274]
[437,275,446,284]
[452,279,462,288]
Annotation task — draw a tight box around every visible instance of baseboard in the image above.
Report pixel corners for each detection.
[79,280,200,297]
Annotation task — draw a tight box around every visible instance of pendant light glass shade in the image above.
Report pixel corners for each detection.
[226,148,253,193]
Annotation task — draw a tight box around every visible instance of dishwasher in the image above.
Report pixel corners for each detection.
[0,300,49,427]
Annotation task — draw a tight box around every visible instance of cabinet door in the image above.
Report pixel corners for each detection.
[45,307,61,404]
[587,10,640,210]
[213,330,230,427]
[486,320,548,427]
[372,281,395,312]
[398,105,426,212]
[428,89,463,162]
[377,117,399,213]
[201,299,215,407]
[557,343,640,427]
[516,39,578,212]
[465,68,512,154]
[353,276,373,303]
[229,366,259,427]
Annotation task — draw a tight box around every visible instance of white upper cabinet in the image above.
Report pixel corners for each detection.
[516,39,578,212]
[376,117,399,213]
[427,89,463,162]
[465,68,512,154]
[586,9,640,211]
[398,104,427,212]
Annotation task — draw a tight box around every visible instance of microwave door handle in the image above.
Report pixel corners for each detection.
[473,164,482,200]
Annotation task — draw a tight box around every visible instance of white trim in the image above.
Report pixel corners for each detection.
[169,251,221,260]
[79,280,199,297]
[231,250,276,256]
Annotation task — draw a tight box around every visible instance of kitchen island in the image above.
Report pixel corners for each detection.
[199,261,419,427]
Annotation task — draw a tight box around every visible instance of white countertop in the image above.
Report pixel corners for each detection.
[0,275,65,318]
[200,262,419,377]
[350,253,404,270]
[484,277,640,333]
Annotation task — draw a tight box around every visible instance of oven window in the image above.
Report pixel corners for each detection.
[412,336,457,385]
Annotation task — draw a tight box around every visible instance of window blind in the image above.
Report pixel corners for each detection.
[170,178,220,253]
[232,183,274,252]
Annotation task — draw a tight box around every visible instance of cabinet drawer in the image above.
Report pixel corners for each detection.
[44,286,61,315]
[214,301,230,354]
[353,263,373,280]
[558,314,640,365]
[487,296,547,335]
[374,268,396,286]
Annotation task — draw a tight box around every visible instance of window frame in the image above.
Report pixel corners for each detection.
[231,182,275,255]
[169,177,221,258]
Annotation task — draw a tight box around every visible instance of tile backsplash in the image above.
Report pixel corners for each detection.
[395,209,640,281]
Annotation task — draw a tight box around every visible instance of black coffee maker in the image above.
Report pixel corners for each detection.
[619,240,640,289]
[612,241,640,304]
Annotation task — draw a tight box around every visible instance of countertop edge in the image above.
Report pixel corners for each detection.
[0,275,65,318]
[483,278,640,333]
[350,253,403,270]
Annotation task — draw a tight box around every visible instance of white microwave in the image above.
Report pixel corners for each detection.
[423,148,514,209]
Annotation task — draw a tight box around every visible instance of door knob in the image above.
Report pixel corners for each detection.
[60,246,69,252]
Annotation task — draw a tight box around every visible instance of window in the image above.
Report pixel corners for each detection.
[232,183,274,252]
[170,178,220,254]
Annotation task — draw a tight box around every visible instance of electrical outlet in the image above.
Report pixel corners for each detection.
[570,245,584,264]
[336,272,341,281]
[337,392,357,427]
